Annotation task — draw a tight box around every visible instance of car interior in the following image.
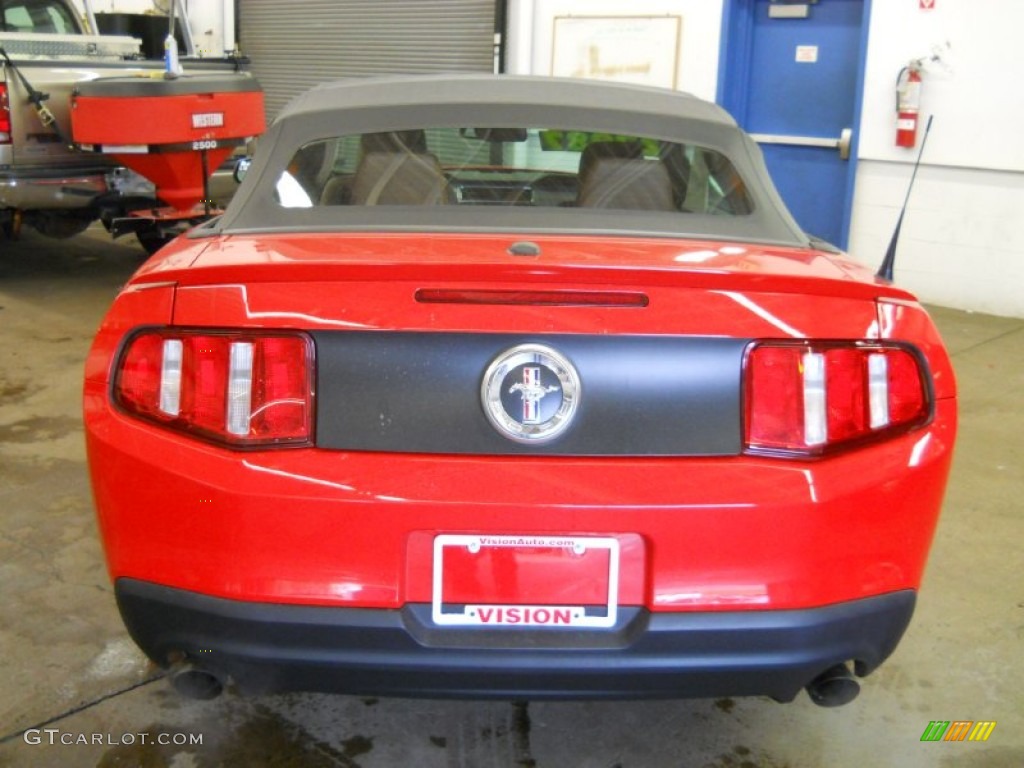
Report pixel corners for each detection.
[276,128,753,216]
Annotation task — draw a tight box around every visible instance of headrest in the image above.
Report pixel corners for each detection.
[577,157,675,211]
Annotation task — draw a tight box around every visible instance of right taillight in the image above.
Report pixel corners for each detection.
[744,341,931,457]
[113,329,314,448]
[0,84,11,144]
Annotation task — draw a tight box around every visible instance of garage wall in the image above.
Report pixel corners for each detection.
[848,164,1022,317]
[239,0,497,119]
[505,0,724,100]
[846,1,1024,318]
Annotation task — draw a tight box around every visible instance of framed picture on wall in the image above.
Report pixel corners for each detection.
[551,15,682,90]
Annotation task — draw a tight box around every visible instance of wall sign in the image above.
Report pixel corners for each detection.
[551,15,682,89]
[795,45,819,63]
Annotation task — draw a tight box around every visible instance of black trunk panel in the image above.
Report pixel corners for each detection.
[313,332,747,456]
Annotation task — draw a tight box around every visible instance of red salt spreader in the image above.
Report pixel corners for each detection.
[70,72,264,250]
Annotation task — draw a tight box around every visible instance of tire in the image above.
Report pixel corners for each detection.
[27,211,94,239]
[136,227,177,256]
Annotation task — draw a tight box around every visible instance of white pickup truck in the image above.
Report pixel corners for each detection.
[0,0,245,247]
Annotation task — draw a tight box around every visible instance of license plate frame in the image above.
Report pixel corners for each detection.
[431,534,620,629]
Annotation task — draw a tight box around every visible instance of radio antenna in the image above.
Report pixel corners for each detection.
[877,114,934,282]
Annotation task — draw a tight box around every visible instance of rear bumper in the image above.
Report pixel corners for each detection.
[117,578,915,701]
[0,168,111,209]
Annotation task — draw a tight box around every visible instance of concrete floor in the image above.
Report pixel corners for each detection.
[0,227,1021,768]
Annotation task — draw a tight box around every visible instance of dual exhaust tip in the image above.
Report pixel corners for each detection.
[169,664,224,701]
[805,662,861,707]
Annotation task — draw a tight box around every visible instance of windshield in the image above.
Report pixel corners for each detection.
[274,127,754,217]
[2,0,79,34]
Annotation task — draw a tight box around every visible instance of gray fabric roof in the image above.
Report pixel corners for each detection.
[278,74,735,126]
[215,74,808,246]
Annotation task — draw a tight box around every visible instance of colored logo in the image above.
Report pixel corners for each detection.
[920,721,996,742]
[481,344,580,443]
[508,366,558,424]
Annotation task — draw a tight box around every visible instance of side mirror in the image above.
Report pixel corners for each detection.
[233,157,252,183]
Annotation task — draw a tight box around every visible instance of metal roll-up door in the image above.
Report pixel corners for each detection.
[239,0,497,120]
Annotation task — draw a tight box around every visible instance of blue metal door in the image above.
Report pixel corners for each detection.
[719,0,870,248]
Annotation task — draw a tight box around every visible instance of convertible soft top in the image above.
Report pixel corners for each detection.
[278,74,735,126]
[216,74,808,246]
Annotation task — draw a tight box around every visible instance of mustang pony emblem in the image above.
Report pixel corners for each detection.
[509,367,559,424]
[481,344,581,444]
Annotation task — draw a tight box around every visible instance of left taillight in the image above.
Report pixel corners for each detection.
[113,329,314,448]
[0,84,10,144]
[744,341,931,457]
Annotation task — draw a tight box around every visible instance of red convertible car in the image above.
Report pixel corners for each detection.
[84,75,956,706]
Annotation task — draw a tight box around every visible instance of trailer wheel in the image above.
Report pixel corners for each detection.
[26,211,94,240]
[136,227,177,255]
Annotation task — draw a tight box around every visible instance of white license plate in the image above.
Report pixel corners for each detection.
[431,534,620,628]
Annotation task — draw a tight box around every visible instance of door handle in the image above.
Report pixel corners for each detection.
[750,127,853,161]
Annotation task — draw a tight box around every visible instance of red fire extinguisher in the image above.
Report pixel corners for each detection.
[896,62,923,148]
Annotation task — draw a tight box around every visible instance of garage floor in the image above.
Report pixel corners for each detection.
[1,228,1021,768]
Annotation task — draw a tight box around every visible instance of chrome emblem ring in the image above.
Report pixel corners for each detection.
[481,344,581,444]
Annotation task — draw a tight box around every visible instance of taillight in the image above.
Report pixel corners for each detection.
[114,329,314,447]
[0,84,11,144]
[744,341,930,456]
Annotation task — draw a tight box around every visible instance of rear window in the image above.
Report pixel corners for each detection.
[2,0,79,34]
[274,127,754,217]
